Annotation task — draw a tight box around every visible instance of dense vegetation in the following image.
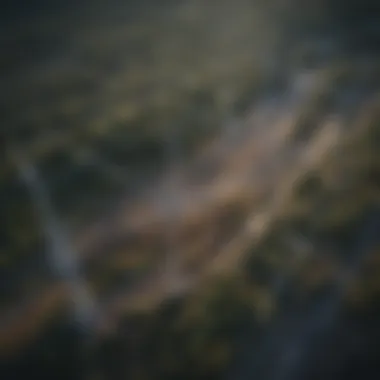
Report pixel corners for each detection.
[1,1,380,380]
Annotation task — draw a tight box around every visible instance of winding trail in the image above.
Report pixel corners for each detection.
[0,69,358,354]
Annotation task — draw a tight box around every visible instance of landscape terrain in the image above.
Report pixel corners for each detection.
[1,1,380,379]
